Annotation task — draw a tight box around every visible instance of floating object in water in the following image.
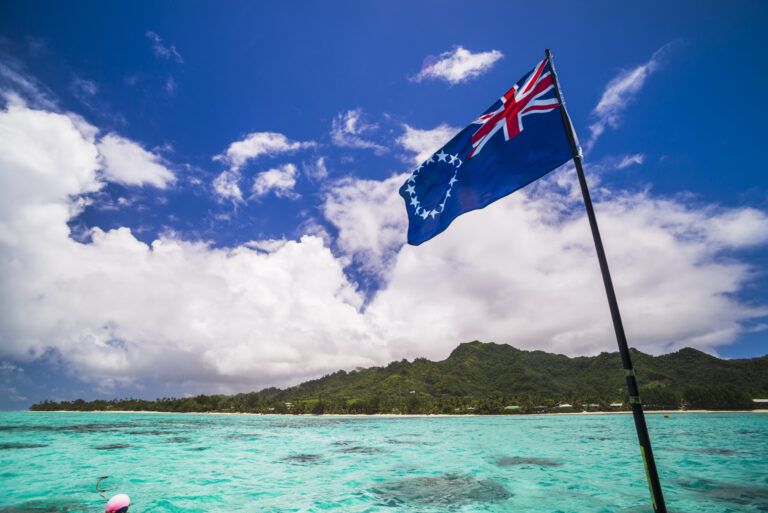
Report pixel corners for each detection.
[96,476,116,498]
[105,494,130,513]
[664,414,670,418]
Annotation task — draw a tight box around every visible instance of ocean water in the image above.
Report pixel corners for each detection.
[0,412,765,513]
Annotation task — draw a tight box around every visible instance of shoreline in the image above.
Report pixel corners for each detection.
[27,409,767,417]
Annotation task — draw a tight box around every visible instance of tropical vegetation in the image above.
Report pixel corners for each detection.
[30,342,766,414]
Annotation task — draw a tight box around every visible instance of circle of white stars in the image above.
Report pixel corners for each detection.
[405,150,461,220]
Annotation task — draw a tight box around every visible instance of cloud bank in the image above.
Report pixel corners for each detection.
[2,100,767,397]
[1,42,766,398]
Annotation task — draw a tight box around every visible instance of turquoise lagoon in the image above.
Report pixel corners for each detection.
[0,412,765,512]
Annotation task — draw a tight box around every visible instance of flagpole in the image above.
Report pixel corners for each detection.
[545,49,668,513]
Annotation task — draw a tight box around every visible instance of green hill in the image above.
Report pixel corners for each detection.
[272,342,767,404]
[31,342,768,414]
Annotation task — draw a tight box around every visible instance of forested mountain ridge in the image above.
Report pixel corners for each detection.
[273,342,768,403]
[31,342,767,413]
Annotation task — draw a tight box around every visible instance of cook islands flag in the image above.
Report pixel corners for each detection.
[400,57,575,245]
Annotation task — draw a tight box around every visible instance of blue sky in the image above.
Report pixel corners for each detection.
[1,1,767,409]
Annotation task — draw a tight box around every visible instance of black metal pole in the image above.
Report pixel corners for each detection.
[545,49,668,513]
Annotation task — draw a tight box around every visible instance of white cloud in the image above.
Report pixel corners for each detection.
[215,132,315,171]
[617,154,645,169]
[212,170,243,202]
[586,41,677,152]
[331,108,386,154]
[1,93,767,397]
[397,123,459,165]
[0,103,381,391]
[411,46,503,84]
[303,157,328,181]
[251,163,300,199]
[364,178,768,361]
[0,60,58,110]
[322,174,408,277]
[145,31,184,63]
[165,75,177,95]
[71,75,98,101]
[97,133,176,188]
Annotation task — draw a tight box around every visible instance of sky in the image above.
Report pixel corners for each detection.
[1,1,767,409]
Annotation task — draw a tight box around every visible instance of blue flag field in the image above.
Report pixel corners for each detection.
[399,58,575,245]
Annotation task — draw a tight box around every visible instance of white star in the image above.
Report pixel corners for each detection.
[424,154,434,164]
[407,174,416,183]
[406,184,415,195]
[430,209,438,219]
[420,209,429,219]
[436,151,448,162]
[410,196,419,207]
[416,163,424,171]
[449,154,458,164]
[456,159,462,167]
[445,190,451,198]
[449,176,458,186]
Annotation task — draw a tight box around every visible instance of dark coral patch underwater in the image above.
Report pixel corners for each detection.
[281,453,325,464]
[372,474,512,506]
[92,443,132,450]
[495,456,562,467]
[0,443,48,450]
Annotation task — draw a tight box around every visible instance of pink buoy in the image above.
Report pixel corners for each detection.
[105,494,130,513]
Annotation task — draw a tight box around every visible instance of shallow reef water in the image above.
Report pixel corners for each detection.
[0,412,765,512]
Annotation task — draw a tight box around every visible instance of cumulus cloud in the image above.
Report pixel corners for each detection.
[363,176,768,361]
[97,133,176,188]
[215,132,315,171]
[331,108,386,154]
[145,31,184,63]
[1,75,767,398]
[322,174,408,277]
[0,103,382,391]
[586,41,678,152]
[397,123,459,165]
[251,163,300,199]
[411,46,503,84]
